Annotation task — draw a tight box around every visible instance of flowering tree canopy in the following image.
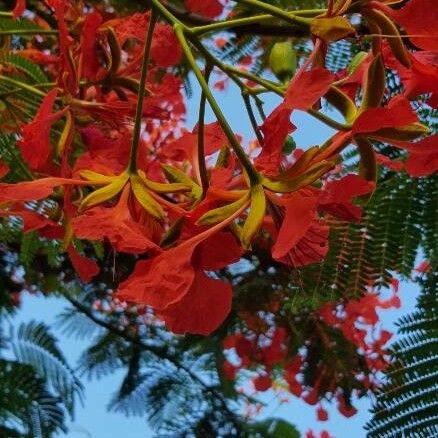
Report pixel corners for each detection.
[0,0,436,436]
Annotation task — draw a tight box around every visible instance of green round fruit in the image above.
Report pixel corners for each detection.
[269,41,297,82]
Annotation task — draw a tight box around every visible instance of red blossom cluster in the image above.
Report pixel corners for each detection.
[1,0,437,349]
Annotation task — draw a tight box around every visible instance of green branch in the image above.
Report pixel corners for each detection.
[191,8,324,36]
[233,0,313,26]
[174,25,260,184]
[197,64,213,196]
[128,11,157,173]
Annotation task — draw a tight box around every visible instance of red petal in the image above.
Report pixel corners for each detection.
[0,177,83,203]
[151,22,182,67]
[353,96,418,134]
[383,44,438,106]
[388,0,438,51]
[67,245,99,283]
[194,121,229,155]
[18,89,68,171]
[272,193,317,260]
[415,260,431,273]
[255,105,295,175]
[81,12,103,80]
[317,405,329,421]
[115,244,196,310]
[279,221,329,267]
[194,231,242,270]
[284,68,335,111]
[253,374,273,392]
[390,134,438,177]
[159,271,232,335]
[72,186,160,254]
[319,174,375,221]
[375,153,404,171]
[12,0,26,18]
[0,160,9,178]
[184,0,224,18]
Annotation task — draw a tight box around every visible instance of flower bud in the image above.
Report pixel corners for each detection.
[269,42,297,82]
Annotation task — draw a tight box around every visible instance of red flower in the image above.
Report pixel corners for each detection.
[51,0,77,94]
[382,44,438,107]
[317,405,329,421]
[72,185,160,254]
[185,0,224,18]
[18,89,68,171]
[390,135,438,177]
[253,374,272,392]
[164,122,229,161]
[257,106,296,175]
[111,12,181,68]
[81,11,103,80]
[271,192,318,260]
[12,0,25,18]
[66,244,99,283]
[352,96,418,135]
[0,177,85,204]
[375,153,403,172]
[115,231,241,335]
[158,271,233,336]
[0,160,9,179]
[0,208,60,235]
[256,68,334,174]
[415,260,431,273]
[318,174,375,221]
[386,0,438,51]
[336,393,357,418]
[223,361,238,380]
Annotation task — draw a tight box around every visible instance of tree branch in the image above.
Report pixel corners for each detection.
[65,295,243,431]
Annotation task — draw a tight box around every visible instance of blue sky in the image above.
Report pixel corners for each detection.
[9,78,420,438]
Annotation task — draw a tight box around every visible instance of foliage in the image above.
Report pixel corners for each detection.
[0,0,436,437]
[366,267,438,438]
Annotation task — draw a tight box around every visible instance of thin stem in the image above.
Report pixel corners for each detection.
[192,9,325,35]
[188,36,285,96]
[242,92,264,145]
[307,108,351,131]
[0,29,58,35]
[128,11,157,173]
[254,96,267,121]
[197,63,213,196]
[190,35,349,134]
[150,0,184,27]
[0,75,47,97]
[234,0,313,26]
[175,25,260,184]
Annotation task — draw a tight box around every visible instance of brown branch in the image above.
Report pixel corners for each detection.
[65,295,243,430]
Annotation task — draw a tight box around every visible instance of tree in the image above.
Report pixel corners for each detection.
[0,0,436,436]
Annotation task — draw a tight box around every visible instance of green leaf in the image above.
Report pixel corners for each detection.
[0,53,48,83]
[248,418,301,438]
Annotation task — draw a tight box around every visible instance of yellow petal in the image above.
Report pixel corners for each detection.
[276,146,320,180]
[370,123,430,142]
[197,193,250,226]
[137,169,190,193]
[360,54,385,111]
[241,184,266,249]
[311,16,355,42]
[263,161,335,193]
[130,175,164,220]
[79,170,116,184]
[79,173,128,211]
[161,164,202,199]
[57,110,73,156]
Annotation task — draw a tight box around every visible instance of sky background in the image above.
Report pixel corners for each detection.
[9,78,420,438]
